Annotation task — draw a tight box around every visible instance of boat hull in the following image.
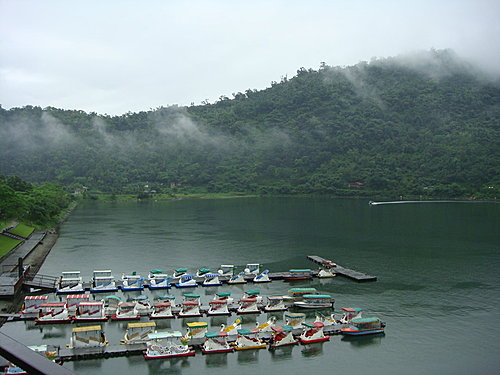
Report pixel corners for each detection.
[120,286,144,291]
[341,329,385,336]
[110,314,140,321]
[178,313,203,318]
[35,318,72,324]
[236,309,260,315]
[234,344,267,351]
[148,284,171,289]
[269,341,298,348]
[299,336,330,344]
[144,350,196,359]
[174,283,198,288]
[74,316,108,322]
[201,348,234,354]
[90,287,118,293]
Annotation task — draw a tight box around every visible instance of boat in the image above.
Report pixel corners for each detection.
[264,296,287,312]
[144,331,195,359]
[207,299,230,316]
[103,295,122,316]
[341,317,385,336]
[173,268,188,279]
[122,322,156,344]
[178,294,202,317]
[174,274,198,288]
[299,322,330,344]
[202,331,234,354]
[314,311,337,327]
[120,272,144,291]
[213,291,233,306]
[283,269,313,281]
[57,271,84,294]
[220,317,242,336]
[233,328,266,350]
[184,322,209,339]
[244,263,260,275]
[132,295,153,315]
[255,316,277,338]
[3,345,57,374]
[68,325,108,349]
[339,307,363,323]
[243,289,262,304]
[202,273,222,287]
[196,268,211,277]
[284,312,306,328]
[90,270,118,293]
[217,264,234,277]
[150,301,174,319]
[183,293,201,304]
[293,294,334,309]
[269,325,298,348]
[283,287,319,305]
[111,302,140,320]
[65,294,90,314]
[236,297,260,314]
[20,295,48,317]
[147,269,171,289]
[227,272,247,284]
[74,301,107,322]
[318,259,336,278]
[253,269,270,283]
[35,303,71,324]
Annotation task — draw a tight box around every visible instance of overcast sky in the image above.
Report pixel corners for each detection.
[1,0,499,115]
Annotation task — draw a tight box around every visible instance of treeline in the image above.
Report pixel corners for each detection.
[0,175,72,226]
[0,49,498,198]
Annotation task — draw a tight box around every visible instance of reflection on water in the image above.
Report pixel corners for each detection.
[205,352,229,368]
[269,344,294,361]
[341,333,385,347]
[72,359,102,371]
[301,342,325,358]
[237,349,261,364]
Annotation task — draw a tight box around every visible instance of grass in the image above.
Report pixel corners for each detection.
[0,235,22,258]
[8,223,35,238]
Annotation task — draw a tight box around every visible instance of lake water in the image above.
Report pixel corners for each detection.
[2,198,499,374]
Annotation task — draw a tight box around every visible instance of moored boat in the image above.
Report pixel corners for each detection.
[196,268,211,277]
[202,331,234,354]
[184,322,209,339]
[213,291,234,306]
[244,263,260,275]
[175,274,198,288]
[111,302,140,320]
[253,269,271,283]
[341,317,385,336]
[318,260,336,278]
[173,268,188,279]
[299,322,330,344]
[35,303,71,324]
[314,311,337,326]
[284,312,306,328]
[103,295,122,316]
[65,294,90,315]
[217,264,234,277]
[269,325,298,348]
[132,295,153,315]
[283,288,319,305]
[144,331,195,359]
[120,272,144,291]
[233,328,266,350]
[90,270,118,293]
[68,325,108,349]
[178,294,202,317]
[339,307,363,323]
[243,289,262,303]
[227,272,247,285]
[57,271,84,294]
[255,316,277,338]
[20,295,48,317]
[74,301,107,322]
[150,301,174,319]
[202,273,222,287]
[122,321,156,344]
[236,297,260,314]
[207,299,231,316]
[264,296,287,312]
[147,269,171,289]
[220,317,242,336]
[293,294,334,309]
[283,269,313,281]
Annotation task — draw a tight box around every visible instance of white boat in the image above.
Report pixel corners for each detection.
[183,293,201,304]
[132,295,153,315]
[293,294,334,309]
[314,311,338,326]
[243,289,263,304]
[111,302,140,320]
[74,301,107,322]
[90,270,118,293]
[20,296,48,317]
[202,273,222,287]
[184,322,208,339]
[104,295,122,316]
[35,303,71,324]
[220,317,242,336]
[207,299,230,316]
[318,267,336,278]
[150,301,174,319]
[255,316,277,339]
[69,325,108,349]
[227,272,247,284]
[339,307,363,323]
[213,291,233,306]
[179,293,202,317]
[120,272,144,291]
[217,264,234,277]
[283,288,319,305]
[253,269,270,283]
[236,297,260,314]
[202,331,234,354]
[264,296,287,312]
[172,268,188,279]
[196,268,211,277]
[57,271,84,294]
[144,331,195,359]
[284,312,306,328]
[122,321,156,344]
[148,269,171,289]
[269,325,298,348]
[65,294,90,315]
[299,322,329,344]
[234,328,266,350]
[244,263,260,275]
[175,274,198,288]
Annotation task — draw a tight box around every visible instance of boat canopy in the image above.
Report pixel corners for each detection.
[206,331,227,338]
[156,295,175,300]
[73,325,101,333]
[105,295,122,301]
[204,273,220,278]
[303,294,332,299]
[284,312,306,318]
[268,296,284,300]
[217,292,231,297]
[237,329,252,335]
[128,322,156,329]
[198,268,211,273]
[210,299,227,304]
[25,296,48,300]
[271,326,284,333]
[148,331,182,340]
[132,295,148,301]
[342,307,363,312]
[183,293,200,298]
[150,269,164,274]
[289,269,312,272]
[351,317,380,324]
[66,294,89,299]
[175,268,188,273]
[80,301,103,306]
[245,289,260,296]
[288,288,317,294]
[40,303,66,307]
[186,322,208,328]
[220,264,234,268]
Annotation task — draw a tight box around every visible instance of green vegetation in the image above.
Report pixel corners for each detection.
[0,235,22,258]
[0,50,498,199]
[8,223,35,238]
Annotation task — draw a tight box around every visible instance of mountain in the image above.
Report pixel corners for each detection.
[0,49,498,198]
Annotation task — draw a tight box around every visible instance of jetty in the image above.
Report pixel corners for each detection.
[307,255,377,282]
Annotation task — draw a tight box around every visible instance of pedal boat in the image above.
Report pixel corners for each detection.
[196,268,211,277]
[220,318,242,336]
[120,272,144,291]
[35,303,71,324]
[144,331,195,359]
[227,272,247,285]
[68,325,108,349]
[74,301,107,322]
[202,273,222,287]
[148,269,171,289]
[236,297,260,315]
[243,289,262,304]
[111,302,140,320]
[172,268,188,279]
[269,325,298,348]
[20,295,48,317]
[185,322,209,339]
[318,260,336,278]
[283,269,313,281]
[341,317,385,336]
[255,316,277,339]
[283,288,319,305]
[253,269,271,283]
[122,321,156,344]
[207,299,231,316]
[175,274,198,288]
[213,291,234,306]
[178,293,202,317]
[244,263,260,276]
[65,294,90,315]
[217,264,234,277]
[90,270,118,293]
[57,271,84,294]
[202,331,234,354]
[104,295,122,316]
[314,311,338,327]
[284,312,306,328]
[150,301,174,319]
[293,294,334,309]
[339,307,363,324]
[299,322,330,344]
[133,295,153,315]
[264,296,287,312]
[233,328,267,350]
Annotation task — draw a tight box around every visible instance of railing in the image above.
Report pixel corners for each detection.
[23,273,59,290]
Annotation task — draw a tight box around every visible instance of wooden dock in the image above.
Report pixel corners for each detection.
[307,255,377,282]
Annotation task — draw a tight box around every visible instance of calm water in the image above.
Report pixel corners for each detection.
[2,198,499,375]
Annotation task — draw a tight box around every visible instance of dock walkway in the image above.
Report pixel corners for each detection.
[307,255,377,281]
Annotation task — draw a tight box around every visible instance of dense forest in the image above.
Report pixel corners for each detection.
[0,50,498,198]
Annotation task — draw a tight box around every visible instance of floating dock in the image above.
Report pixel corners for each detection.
[307,255,377,282]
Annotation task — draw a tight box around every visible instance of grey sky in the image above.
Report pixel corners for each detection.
[1,0,499,115]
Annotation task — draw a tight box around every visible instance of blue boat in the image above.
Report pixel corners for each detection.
[341,317,385,336]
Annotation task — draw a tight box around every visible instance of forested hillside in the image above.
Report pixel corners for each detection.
[0,50,498,198]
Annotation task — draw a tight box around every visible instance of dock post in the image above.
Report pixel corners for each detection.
[18,257,23,279]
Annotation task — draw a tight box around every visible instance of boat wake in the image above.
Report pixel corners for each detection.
[369,200,487,206]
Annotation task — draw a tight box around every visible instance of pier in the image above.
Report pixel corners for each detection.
[307,255,377,281]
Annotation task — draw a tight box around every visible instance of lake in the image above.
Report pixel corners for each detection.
[2,198,499,374]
